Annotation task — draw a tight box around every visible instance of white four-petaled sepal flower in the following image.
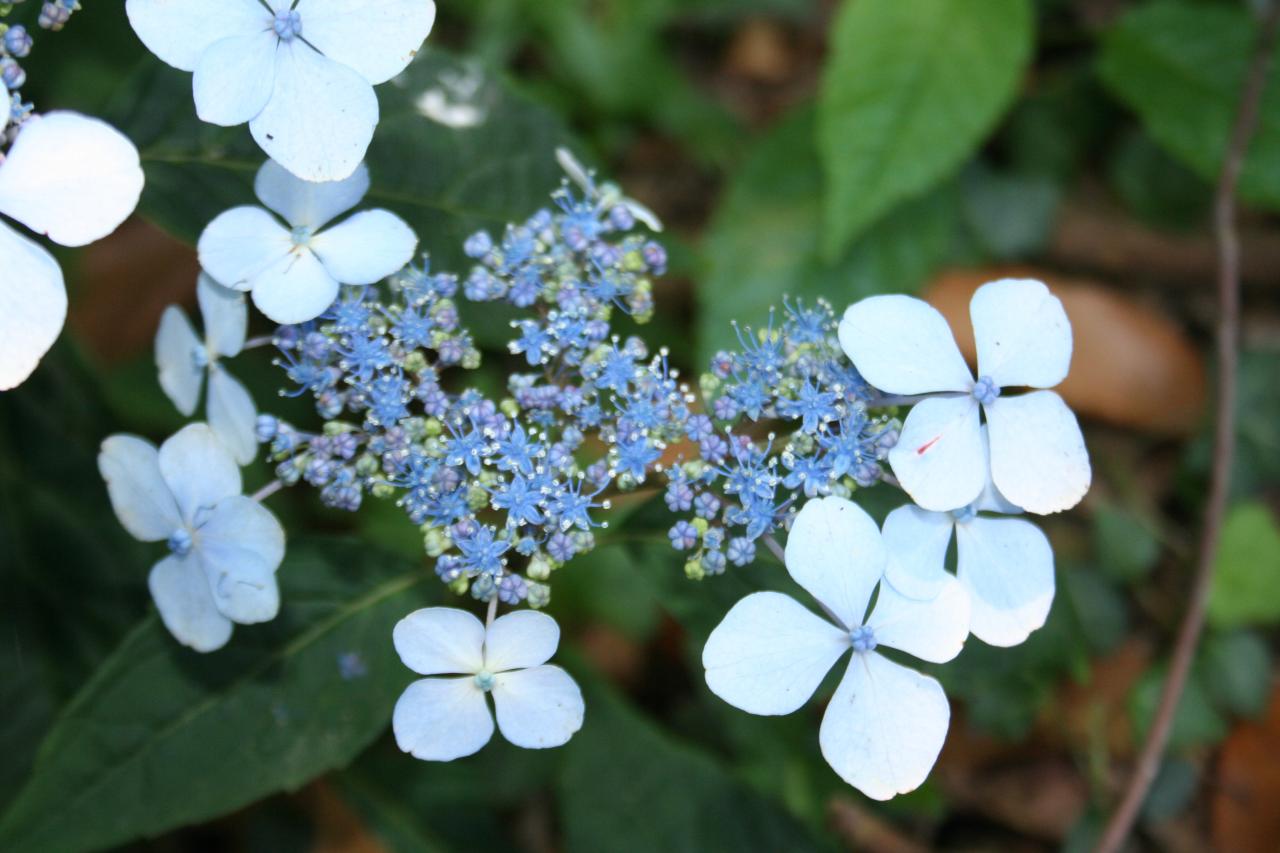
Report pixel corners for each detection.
[125,0,437,182]
[392,608,585,761]
[702,496,970,800]
[98,423,286,652]
[0,112,144,391]
[156,274,257,464]
[197,159,417,325]
[838,279,1091,515]
[883,432,1054,647]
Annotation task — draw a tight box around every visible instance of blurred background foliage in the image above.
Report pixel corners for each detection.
[2,0,1280,850]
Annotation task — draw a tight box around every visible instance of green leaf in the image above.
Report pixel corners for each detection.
[1208,502,1280,628]
[558,673,830,853]
[106,49,568,271]
[1141,757,1198,823]
[698,105,961,364]
[817,0,1033,256]
[1201,630,1272,719]
[0,538,432,853]
[1097,1,1280,210]
[1129,665,1228,751]
[1093,503,1161,583]
[960,161,1062,259]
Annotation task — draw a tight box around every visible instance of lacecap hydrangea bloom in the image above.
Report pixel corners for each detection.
[125,0,436,181]
[703,497,970,799]
[99,424,286,652]
[840,279,1091,514]
[392,607,584,760]
[198,159,417,325]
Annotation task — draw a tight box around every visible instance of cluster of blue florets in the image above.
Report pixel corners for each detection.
[662,300,896,579]
[1,1,85,138]
[261,168,680,609]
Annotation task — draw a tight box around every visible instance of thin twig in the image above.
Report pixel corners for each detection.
[242,335,275,350]
[1095,8,1280,852]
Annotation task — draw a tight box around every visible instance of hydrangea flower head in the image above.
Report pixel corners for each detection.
[702,496,969,800]
[197,159,417,324]
[839,278,1091,514]
[98,424,286,652]
[392,607,585,760]
[0,112,143,390]
[883,430,1054,647]
[156,275,258,464]
[125,0,437,181]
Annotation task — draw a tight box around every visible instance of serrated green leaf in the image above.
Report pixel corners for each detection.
[0,539,434,853]
[698,105,961,365]
[1208,502,1280,628]
[1097,1,1280,210]
[817,0,1033,256]
[105,49,568,274]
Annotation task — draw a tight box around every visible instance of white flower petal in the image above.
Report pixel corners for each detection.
[838,295,973,395]
[207,367,258,466]
[155,305,203,416]
[819,652,950,801]
[249,248,340,325]
[192,32,278,127]
[0,220,66,391]
[956,516,1055,647]
[483,610,560,673]
[158,423,242,522]
[311,210,418,285]
[0,112,144,247]
[866,575,969,663]
[198,495,284,624]
[492,665,584,749]
[298,0,436,85]
[149,553,234,653]
[785,496,886,629]
[985,391,1091,515]
[556,147,593,193]
[125,0,268,71]
[882,504,955,601]
[702,591,849,716]
[250,41,379,183]
[393,607,485,675]
[970,278,1072,390]
[197,273,248,358]
[393,676,494,761]
[888,395,985,512]
[253,158,370,230]
[98,435,182,541]
[197,206,292,291]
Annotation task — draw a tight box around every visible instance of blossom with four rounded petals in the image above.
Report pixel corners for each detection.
[0,112,143,390]
[702,496,970,799]
[98,424,286,652]
[125,0,437,181]
[392,607,585,761]
[839,278,1091,515]
[156,274,258,464]
[883,430,1054,647]
[197,159,417,325]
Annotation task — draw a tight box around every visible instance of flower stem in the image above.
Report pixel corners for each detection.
[250,480,283,503]
[1095,7,1280,851]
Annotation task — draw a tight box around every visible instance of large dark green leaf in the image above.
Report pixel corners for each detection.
[0,539,434,853]
[698,106,961,365]
[558,673,831,853]
[106,50,569,271]
[1098,1,1280,210]
[817,0,1032,256]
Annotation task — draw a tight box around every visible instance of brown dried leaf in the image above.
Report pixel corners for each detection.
[1212,685,1280,853]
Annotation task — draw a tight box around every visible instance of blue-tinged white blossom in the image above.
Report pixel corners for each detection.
[98,423,286,652]
[392,608,584,760]
[702,496,969,800]
[839,280,1091,515]
[156,274,258,464]
[0,112,143,391]
[197,159,417,325]
[125,0,436,181]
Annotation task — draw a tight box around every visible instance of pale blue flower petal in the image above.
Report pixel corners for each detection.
[784,496,885,629]
[197,275,248,358]
[149,553,234,652]
[155,305,203,416]
[393,608,485,676]
[483,610,559,673]
[956,516,1055,647]
[198,495,284,624]
[158,423,242,523]
[310,209,418,285]
[125,0,268,72]
[298,0,437,85]
[98,434,183,542]
[492,665,584,749]
[393,676,494,761]
[192,31,277,127]
[207,366,258,465]
[253,158,370,231]
[0,220,65,391]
